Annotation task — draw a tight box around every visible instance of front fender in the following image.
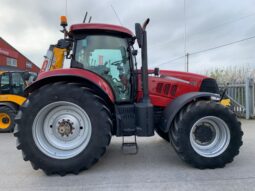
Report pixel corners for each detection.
[25,68,115,103]
[161,92,220,132]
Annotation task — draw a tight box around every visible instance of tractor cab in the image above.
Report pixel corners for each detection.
[41,22,137,102]
[71,30,133,102]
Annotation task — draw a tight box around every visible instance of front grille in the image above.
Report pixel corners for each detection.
[170,85,178,96]
[164,84,171,95]
[200,78,219,94]
[156,83,163,93]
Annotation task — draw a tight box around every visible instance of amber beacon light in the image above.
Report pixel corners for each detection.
[60,16,68,27]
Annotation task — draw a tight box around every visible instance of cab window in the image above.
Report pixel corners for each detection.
[75,35,131,102]
[11,73,25,95]
[0,73,11,94]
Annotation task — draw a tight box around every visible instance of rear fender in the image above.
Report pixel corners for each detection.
[161,92,221,132]
[25,69,115,107]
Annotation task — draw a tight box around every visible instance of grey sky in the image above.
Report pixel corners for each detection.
[0,0,254,74]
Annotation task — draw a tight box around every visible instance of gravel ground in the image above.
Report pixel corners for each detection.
[0,119,254,191]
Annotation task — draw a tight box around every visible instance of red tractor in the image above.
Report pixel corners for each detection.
[14,17,243,175]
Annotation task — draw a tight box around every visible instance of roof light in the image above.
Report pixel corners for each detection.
[60,16,68,27]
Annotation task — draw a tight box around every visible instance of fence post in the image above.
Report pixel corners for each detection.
[251,78,254,117]
[245,77,253,119]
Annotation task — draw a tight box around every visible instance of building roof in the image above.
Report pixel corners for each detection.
[0,37,39,70]
[70,23,134,37]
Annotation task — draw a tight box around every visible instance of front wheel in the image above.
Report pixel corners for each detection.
[170,101,243,169]
[14,82,112,175]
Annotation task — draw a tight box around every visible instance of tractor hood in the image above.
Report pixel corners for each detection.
[158,70,208,86]
[137,69,218,107]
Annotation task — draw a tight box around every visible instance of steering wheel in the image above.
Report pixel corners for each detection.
[110,60,123,66]
[112,78,121,83]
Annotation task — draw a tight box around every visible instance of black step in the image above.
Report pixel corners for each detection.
[121,136,138,155]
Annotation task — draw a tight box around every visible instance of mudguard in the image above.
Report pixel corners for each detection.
[0,95,26,106]
[25,68,115,105]
[161,92,221,132]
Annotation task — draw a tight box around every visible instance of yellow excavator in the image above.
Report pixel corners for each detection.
[0,71,29,132]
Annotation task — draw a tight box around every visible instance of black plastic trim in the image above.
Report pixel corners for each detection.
[161,92,220,133]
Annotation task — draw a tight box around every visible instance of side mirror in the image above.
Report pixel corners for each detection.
[56,39,72,49]
[135,23,143,48]
[132,49,138,56]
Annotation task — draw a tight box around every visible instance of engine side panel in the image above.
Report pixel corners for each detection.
[137,70,208,107]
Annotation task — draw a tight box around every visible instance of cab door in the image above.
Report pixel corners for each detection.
[0,72,11,94]
[10,72,26,96]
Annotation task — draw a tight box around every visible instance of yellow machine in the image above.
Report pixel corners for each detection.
[0,71,27,132]
[41,45,66,72]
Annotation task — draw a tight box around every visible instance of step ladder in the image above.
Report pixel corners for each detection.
[121,136,138,155]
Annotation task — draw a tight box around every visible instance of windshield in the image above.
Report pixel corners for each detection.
[75,35,131,102]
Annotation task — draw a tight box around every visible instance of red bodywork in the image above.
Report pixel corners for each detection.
[137,70,208,107]
[37,23,208,108]
[38,68,208,108]
[37,68,115,102]
[70,23,133,37]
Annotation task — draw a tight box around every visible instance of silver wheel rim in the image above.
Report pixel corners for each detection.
[190,116,230,158]
[32,101,92,159]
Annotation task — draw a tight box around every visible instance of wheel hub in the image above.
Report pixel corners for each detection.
[194,123,215,145]
[57,120,74,137]
[2,117,9,124]
[0,113,11,129]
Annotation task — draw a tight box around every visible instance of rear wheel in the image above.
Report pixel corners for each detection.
[14,82,112,175]
[170,101,243,169]
[0,106,16,132]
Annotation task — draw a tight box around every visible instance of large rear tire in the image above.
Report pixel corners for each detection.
[14,82,112,175]
[0,106,16,132]
[170,101,243,169]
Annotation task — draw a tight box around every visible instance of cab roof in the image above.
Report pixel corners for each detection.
[70,23,133,37]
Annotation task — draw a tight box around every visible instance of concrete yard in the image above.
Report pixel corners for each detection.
[0,119,254,191]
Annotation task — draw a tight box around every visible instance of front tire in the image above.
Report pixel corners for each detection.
[14,82,112,175]
[170,101,243,169]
